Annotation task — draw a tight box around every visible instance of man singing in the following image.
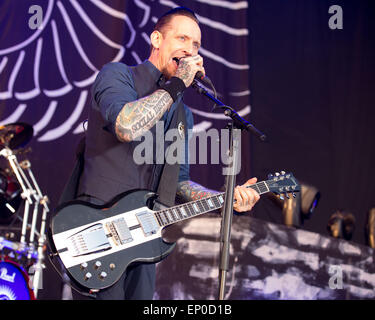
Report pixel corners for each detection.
[75,6,259,300]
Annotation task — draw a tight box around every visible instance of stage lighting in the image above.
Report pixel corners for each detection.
[327,210,355,241]
[366,208,375,249]
[300,184,320,218]
[267,182,320,228]
[281,192,301,227]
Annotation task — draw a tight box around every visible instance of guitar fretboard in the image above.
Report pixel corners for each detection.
[153,181,270,227]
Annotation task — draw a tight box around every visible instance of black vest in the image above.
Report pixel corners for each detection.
[76,62,186,204]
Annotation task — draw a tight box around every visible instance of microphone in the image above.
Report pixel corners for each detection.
[173,57,212,87]
[194,71,213,88]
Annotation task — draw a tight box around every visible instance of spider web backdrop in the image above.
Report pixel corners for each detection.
[0,0,251,207]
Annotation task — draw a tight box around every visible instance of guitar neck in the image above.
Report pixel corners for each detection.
[153,180,271,228]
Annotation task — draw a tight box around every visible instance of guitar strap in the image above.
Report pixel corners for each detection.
[155,105,186,207]
[130,64,187,207]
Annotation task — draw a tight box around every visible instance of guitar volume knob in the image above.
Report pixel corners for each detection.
[80,262,88,270]
[99,272,107,279]
[84,272,92,281]
[94,261,102,269]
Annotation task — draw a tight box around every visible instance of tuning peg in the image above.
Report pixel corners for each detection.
[279,195,285,201]
[292,193,297,198]
[275,172,280,176]
[267,173,274,180]
[285,193,290,199]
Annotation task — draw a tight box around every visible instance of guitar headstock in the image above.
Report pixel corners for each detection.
[266,171,300,197]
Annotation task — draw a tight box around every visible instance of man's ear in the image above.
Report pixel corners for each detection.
[150,30,163,49]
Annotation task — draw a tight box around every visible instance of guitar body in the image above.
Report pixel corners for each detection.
[49,172,300,292]
[50,189,175,291]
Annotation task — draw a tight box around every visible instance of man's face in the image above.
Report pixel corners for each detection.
[151,15,202,79]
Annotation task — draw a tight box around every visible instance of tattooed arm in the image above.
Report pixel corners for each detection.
[115,55,204,142]
[176,180,219,203]
[115,89,173,142]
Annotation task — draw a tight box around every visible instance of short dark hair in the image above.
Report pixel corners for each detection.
[153,6,199,35]
[150,7,199,54]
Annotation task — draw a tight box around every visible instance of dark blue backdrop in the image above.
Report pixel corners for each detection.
[0,0,374,300]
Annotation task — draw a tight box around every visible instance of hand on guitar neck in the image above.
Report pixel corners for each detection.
[233,177,260,213]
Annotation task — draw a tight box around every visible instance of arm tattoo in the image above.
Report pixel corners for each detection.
[174,61,192,86]
[115,89,173,142]
[176,180,219,203]
[174,56,201,87]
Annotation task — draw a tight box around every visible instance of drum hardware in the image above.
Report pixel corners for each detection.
[0,236,37,265]
[0,226,23,240]
[0,123,33,150]
[0,169,22,223]
[0,123,49,299]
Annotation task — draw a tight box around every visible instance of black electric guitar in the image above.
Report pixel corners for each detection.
[49,172,299,291]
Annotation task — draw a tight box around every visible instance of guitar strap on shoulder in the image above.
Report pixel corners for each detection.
[156,104,186,207]
[130,63,187,207]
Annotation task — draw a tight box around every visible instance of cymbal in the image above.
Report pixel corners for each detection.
[0,122,33,150]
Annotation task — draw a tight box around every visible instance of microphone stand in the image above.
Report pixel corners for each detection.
[192,81,266,300]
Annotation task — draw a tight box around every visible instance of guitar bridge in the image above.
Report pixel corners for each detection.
[67,223,111,257]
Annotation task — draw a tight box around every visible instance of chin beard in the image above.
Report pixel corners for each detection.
[161,64,175,80]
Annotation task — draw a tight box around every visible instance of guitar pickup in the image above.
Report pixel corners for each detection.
[136,211,160,236]
[106,218,133,245]
[68,223,111,257]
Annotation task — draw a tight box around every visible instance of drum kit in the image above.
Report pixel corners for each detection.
[0,123,49,300]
